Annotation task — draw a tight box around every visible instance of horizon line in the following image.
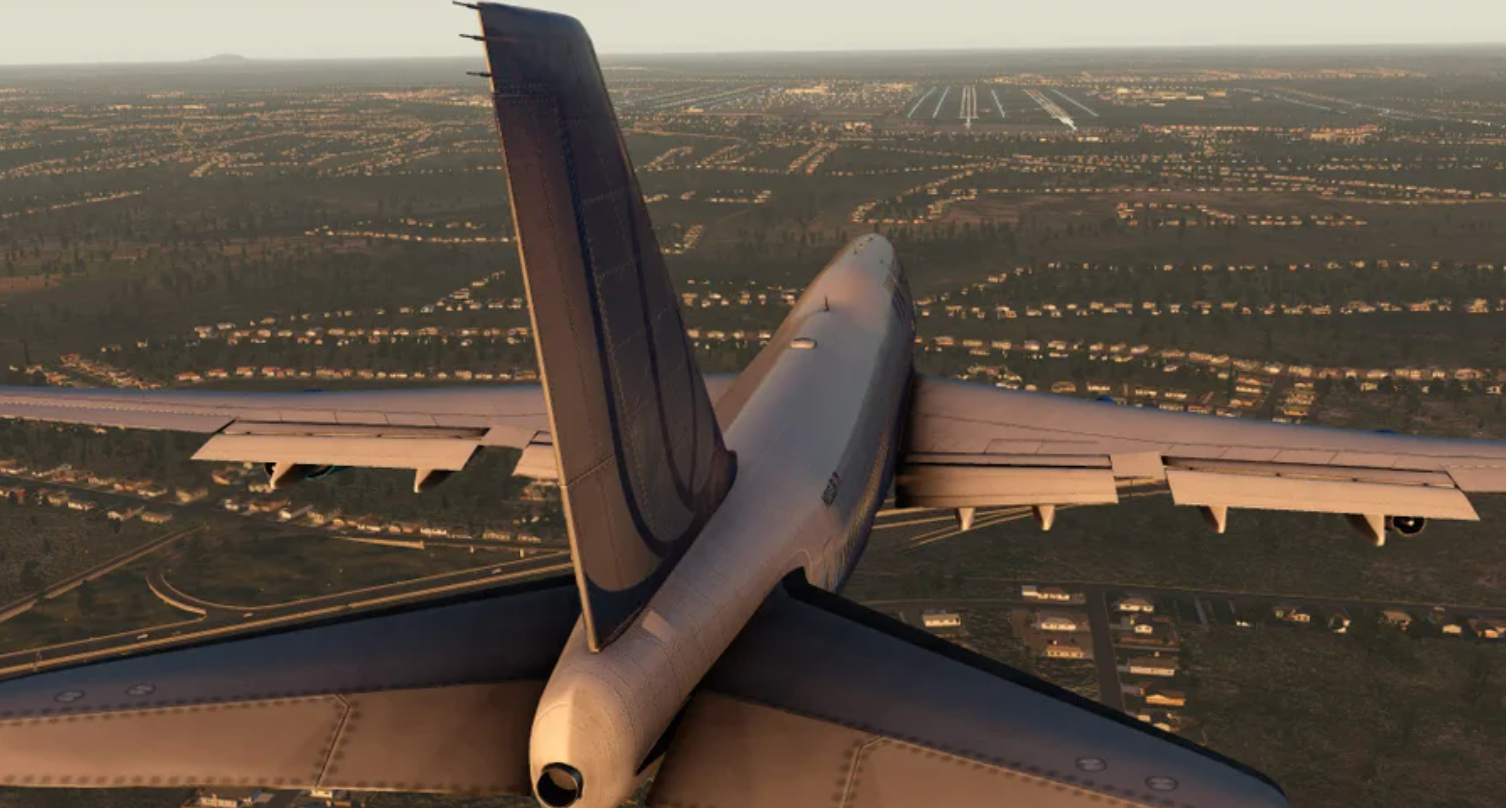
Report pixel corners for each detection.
[3,39,1506,69]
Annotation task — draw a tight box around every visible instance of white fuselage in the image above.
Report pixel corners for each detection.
[529,234,915,807]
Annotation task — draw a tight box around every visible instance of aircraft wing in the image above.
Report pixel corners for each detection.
[0,385,555,485]
[899,375,1506,541]
[0,376,738,487]
[650,580,1287,808]
[0,575,578,795]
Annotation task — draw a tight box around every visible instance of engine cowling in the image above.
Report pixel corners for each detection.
[262,462,349,489]
[1389,515,1427,536]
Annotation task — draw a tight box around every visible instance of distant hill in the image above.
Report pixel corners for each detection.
[195,54,252,64]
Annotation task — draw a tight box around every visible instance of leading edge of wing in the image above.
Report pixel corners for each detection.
[651,577,1287,808]
[0,574,579,794]
[0,385,552,433]
[911,374,1506,461]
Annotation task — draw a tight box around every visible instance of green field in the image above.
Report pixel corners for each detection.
[1189,625,1506,808]
[0,565,191,655]
[163,531,518,608]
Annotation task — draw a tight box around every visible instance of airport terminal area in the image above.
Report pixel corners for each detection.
[4,39,1506,808]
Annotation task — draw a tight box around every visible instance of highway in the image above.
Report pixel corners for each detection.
[0,551,571,679]
[0,525,201,624]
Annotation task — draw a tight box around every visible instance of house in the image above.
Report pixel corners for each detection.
[66,499,97,512]
[1328,609,1352,634]
[1022,585,1074,603]
[187,787,275,808]
[1115,596,1155,614]
[1273,604,1314,624]
[922,610,963,630]
[1127,657,1178,677]
[300,789,360,807]
[140,511,174,524]
[1035,612,1081,632]
[1379,609,1413,630]
[175,487,209,504]
[1043,639,1086,660]
[107,506,144,521]
[521,480,557,502]
[1135,710,1181,733]
[1470,618,1506,639]
[1143,687,1187,707]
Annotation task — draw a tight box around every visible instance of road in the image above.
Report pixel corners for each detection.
[0,553,571,679]
[0,525,200,624]
[146,549,569,617]
[1085,589,1124,710]
[949,576,1506,616]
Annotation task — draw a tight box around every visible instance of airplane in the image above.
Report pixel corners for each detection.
[0,4,1504,807]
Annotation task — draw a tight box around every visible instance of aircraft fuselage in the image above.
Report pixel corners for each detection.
[529,234,915,807]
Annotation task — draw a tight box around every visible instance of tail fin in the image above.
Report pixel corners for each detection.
[474,4,736,649]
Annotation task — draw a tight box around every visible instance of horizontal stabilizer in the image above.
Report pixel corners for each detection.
[650,581,1288,808]
[0,576,578,795]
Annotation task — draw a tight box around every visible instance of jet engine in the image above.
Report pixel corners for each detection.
[1388,515,1427,536]
[261,462,350,489]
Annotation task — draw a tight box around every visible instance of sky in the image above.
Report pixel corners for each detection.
[3,0,1506,65]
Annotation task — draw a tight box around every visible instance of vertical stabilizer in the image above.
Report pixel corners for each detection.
[475,4,736,649]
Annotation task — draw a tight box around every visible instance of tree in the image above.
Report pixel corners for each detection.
[77,584,99,617]
[19,559,43,593]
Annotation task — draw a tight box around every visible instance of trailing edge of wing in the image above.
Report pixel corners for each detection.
[650,580,1287,808]
[901,375,1506,521]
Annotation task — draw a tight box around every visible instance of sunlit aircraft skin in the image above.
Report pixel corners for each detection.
[7,4,1506,808]
[531,233,913,805]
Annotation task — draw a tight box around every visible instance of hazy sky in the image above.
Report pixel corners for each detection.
[3,0,1506,65]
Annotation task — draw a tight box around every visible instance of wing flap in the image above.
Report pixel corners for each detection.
[650,582,1288,808]
[192,432,480,472]
[0,379,735,485]
[1166,468,1479,521]
[896,464,1119,508]
[904,375,1506,524]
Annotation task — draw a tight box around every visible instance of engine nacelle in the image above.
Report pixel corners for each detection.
[1388,515,1427,536]
[262,462,349,489]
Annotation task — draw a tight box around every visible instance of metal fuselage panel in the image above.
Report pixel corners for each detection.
[529,234,915,807]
